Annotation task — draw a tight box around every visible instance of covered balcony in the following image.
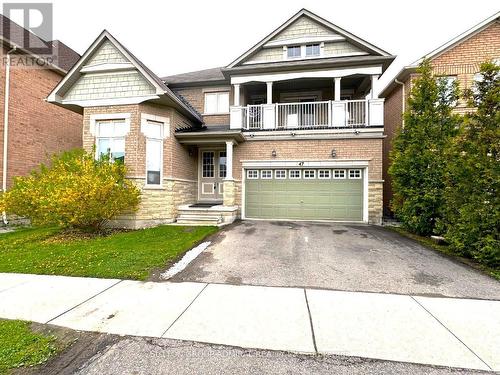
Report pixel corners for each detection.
[229,73,384,131]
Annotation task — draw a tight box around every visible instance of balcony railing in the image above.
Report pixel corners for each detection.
[232,99,384,131]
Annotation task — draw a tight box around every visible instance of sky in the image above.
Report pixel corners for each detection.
[7,0,499,94]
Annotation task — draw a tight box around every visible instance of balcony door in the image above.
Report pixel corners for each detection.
[281,92,321,128]
[199,149,226,201]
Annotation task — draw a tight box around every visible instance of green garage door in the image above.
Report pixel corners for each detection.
[245,168,364,221]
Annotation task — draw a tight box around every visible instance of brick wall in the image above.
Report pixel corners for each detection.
[0,49,82,189]
[233,138,383,180]
[172,85,233,125]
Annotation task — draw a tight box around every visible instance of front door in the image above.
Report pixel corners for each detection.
[199,150,226,201]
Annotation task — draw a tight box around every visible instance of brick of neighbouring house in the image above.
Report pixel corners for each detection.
[0,50,82,189]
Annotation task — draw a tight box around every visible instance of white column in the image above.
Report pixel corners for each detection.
[266,82,273,104]
[334,77,341,101]
[371,75,379,99]
[233,84,240,106]
[225,141,233,180]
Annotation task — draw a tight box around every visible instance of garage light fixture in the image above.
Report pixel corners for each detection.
[271,150,277,157]
[331,149,337,158]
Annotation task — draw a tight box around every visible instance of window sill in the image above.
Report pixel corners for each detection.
[143,185,165,190]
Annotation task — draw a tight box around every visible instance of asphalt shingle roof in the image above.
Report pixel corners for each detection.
[162,67,226,85]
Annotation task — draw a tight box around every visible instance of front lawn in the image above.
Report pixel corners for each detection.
[0,225,217,280]
[0,320,57,374]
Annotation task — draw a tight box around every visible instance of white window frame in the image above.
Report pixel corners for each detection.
[94,116,130,164]
[275,170,286,179]
[289,170,301,179]
[247,170,259,179]
[333,169,346,179]
[303,169,316,179]
[349,169,362,179]
[305,43,320,57]
[286,45,301,59]
[204,91,230,114]
[318,169,331,179]
[141,114,168,187]
[261,170,273,179]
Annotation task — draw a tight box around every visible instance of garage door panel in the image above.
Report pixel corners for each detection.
[245,168,364,221]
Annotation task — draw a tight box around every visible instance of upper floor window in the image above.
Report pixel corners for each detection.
[287,46,301,59]
[305,44,320,57]
[204,92,229,114]
[96,119,127,163]
[439,76,458,106]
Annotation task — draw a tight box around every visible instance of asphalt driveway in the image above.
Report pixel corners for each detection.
[171,221,500,300]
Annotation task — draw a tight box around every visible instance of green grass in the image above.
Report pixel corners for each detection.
[388,226,500,281]
[0,225,218,280]
[0,320,57,374]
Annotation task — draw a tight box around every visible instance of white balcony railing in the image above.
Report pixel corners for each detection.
[231,99,384,131]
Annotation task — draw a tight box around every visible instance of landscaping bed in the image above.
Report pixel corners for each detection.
[0,225,217,280]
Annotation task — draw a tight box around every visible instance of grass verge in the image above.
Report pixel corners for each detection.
[388,226,500,281]
[0,225,218,280]
[0,320,57,374]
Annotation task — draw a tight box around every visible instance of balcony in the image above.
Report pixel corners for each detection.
[230,99,384,130]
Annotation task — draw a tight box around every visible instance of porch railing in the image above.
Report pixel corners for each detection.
[230,99,384,131]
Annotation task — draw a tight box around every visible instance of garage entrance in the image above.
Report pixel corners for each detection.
[244,168,364,221]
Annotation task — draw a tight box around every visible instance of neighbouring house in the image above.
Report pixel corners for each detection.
[48,8,395,228]
[0,15,82,198]
[380,11,500,217]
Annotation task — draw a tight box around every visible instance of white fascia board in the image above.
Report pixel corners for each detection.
[241,159,370,168]
[242,51,368,66]
[411,12,500,66]
[231,65,383,84]
[263,35,345,48]
[60,95,160,107]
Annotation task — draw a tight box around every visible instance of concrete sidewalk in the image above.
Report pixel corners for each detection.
[0,273,498,372]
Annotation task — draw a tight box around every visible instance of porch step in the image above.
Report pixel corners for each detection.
[176,214,223,226]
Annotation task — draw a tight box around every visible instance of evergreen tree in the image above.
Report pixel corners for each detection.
[389,59,459,236]
[443,61,500,267]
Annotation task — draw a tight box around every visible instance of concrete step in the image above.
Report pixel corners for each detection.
[176,214,223,226]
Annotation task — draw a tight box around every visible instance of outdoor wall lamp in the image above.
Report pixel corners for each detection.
[271,150,277,157]
[331,149,337,158]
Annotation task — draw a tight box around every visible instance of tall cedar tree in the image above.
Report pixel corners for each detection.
[443,61,500,267]
[389,59,459,236]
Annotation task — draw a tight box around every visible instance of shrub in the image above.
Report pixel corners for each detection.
[389,59,460,236]
[442,61,500,267]
[2,149,140,231]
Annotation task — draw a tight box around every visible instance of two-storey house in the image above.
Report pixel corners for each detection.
[48,9,395,227]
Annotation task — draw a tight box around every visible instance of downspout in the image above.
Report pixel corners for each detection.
[2,45,16,225]
[394,79,405,128]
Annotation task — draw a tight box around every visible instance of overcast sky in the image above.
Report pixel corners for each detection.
[26,0,500,93]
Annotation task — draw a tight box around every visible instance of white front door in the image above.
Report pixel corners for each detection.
[199,150,226,201]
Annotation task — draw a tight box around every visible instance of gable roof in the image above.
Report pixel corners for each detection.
[380,11,500,98]
[227,8,392,69]
[0,14,80,73]
[47,30,202,122]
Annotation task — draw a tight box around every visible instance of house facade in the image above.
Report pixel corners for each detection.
[0,15,82,196]
[380,11,500,216]
[48,9,395,228]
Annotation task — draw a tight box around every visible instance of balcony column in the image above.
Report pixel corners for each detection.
[370,75,379,99]
[266,82,273,104]
[334,77,341,101]
[233,84,240,106]
[223,141,235,207]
